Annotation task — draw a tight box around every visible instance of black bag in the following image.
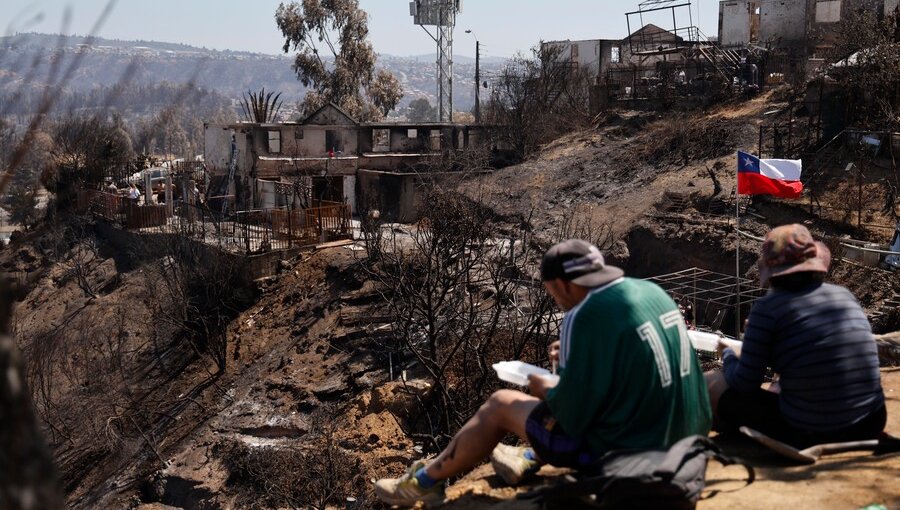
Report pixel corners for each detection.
[519,435,754,509]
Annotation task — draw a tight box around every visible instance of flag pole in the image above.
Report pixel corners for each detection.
[735,159,741,339]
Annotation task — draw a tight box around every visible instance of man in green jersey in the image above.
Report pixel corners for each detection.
[375,240,712,507]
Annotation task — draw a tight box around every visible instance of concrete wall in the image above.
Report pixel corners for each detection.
[246,126,360,159]
[719,1,752,47]
[389,128,429,153]
[255,157,358,180]
[815,0,842,22]
[597,41,622,81]
[759,0,807,46]
[342,175,356,215]
[204,125,252,176]
[304,104,357,126]
[887,0,900,14]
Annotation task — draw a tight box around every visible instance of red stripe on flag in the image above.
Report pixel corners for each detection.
[738,172,803,199]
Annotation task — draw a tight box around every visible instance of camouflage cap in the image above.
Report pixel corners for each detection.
[758,224,830,286]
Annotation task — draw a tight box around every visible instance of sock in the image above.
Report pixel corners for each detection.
[523,448,536,461]
[415,467,439,489]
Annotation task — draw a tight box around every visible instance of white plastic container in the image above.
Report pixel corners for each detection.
[492,361,560,387]
[688,330,742,355]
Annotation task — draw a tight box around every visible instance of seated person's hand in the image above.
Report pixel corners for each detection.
[549,340,560,364]
[527,373,558,400]
[717,339,734,359]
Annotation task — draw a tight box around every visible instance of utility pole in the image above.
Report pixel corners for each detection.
[466,29,480,123]
[475,40,481,123]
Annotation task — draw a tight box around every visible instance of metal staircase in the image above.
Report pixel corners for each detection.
[697,45,744,81]
[693,28,745,82]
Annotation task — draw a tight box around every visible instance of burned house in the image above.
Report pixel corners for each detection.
[718,0,899,76]
[543,1,757,107]
[543,24,688,85]
[204,103,482,221]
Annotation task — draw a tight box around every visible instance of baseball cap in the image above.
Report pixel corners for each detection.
[758,224,831,286]
[540,239,624,288]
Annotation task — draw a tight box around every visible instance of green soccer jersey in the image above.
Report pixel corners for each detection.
[545,277,712,454]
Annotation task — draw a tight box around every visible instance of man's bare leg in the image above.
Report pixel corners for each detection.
[424,389,540,480]
[704,371,729,417]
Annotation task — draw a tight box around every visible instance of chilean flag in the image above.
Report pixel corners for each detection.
[737,151,803,199]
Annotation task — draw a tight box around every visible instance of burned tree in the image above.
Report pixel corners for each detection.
[141,234,256,374]
[362,188,558,441]
[827,9,900,130]
[483,43,594,161]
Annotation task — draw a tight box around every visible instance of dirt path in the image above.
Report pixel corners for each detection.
[700,368,900,510]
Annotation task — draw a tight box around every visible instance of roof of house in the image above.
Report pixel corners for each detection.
[301,102,359,126]
[628,23,684,41]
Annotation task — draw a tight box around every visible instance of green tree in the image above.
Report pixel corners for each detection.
[1,125,51,230]
[3,184,38,229]
[407,98,436,122]
[275,0,403,121]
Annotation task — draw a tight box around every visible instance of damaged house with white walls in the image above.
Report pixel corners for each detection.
[204,103,485,222]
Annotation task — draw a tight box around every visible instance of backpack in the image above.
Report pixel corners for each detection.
[519,435,754,509]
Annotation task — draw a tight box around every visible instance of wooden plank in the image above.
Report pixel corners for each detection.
[316,239,355,250]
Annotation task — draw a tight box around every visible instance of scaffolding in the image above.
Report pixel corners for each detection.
[646,267,766,336]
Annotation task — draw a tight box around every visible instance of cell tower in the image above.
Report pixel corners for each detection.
[410,0,462,122]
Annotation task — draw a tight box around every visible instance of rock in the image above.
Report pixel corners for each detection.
[312,374,349,400]
[354,373,376,388]
[366,379,432,421]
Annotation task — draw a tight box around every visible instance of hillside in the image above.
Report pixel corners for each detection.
[0,32,505,115]
[4,89,900,509]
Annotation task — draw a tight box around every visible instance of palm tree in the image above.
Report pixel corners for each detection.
[239,88,284,123]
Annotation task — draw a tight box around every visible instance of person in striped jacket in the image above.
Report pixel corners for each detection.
[706,224,886,447]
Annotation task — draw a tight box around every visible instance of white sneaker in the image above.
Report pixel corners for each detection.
[374,460,446,507]
[490,443,540,486]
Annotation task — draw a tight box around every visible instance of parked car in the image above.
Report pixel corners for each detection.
[127,167,169,192]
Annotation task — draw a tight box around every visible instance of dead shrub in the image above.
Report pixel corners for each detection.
[217,408,370,509]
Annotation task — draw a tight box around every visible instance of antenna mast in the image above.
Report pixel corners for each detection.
[410,0,462,122]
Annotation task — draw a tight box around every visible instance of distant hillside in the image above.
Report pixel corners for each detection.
[0,32,507,115]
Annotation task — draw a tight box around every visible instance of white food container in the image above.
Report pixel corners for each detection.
[492,361,560,387]
[688,330,742,355]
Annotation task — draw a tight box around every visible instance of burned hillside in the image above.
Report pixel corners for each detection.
[2,81,899,509]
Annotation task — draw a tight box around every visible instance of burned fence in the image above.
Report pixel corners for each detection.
[76,187,352,254]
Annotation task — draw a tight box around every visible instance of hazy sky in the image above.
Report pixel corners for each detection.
[1,0,721,58]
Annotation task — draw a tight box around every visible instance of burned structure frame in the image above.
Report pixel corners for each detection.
[646,267,766,337]
[625,0,696,55]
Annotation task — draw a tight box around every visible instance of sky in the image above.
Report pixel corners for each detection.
[1,0,722,59]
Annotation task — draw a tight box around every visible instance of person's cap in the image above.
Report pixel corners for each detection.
[758,224,830,285]
[540,239,624,288]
